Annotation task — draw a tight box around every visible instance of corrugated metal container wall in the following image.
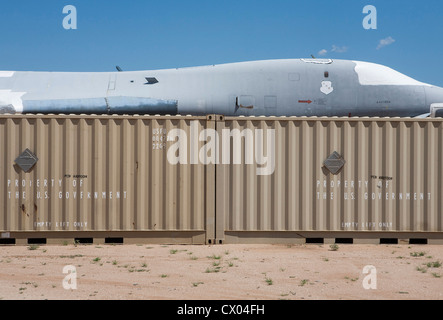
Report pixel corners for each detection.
[0,115,209,238]
[216,117,443,241]
[1,115,442,245]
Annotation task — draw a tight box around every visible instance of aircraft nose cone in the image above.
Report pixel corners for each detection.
[425,85,443,106]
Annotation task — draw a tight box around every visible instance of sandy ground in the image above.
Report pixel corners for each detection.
[0,243,442,300]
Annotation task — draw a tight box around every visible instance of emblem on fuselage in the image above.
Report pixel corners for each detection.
[320,81,334,95]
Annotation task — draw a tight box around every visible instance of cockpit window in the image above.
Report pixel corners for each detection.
[300,59,333,64]
[353,61,430,86]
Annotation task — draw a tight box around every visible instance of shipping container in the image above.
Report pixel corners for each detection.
[0,114,442,245]
[217,116,443,244]
[0,115,213,245]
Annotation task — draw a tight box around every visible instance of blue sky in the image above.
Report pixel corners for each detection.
[1,0,442,86]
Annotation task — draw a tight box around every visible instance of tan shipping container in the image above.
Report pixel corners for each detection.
[216,116,443,244]
[0,114,442,245]
[0,115,213,244]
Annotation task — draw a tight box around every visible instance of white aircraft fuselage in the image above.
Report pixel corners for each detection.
[1,59,442,117]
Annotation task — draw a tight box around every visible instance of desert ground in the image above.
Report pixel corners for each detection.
[0,243,442,301]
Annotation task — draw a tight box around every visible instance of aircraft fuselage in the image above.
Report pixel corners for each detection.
[1,59,442,117]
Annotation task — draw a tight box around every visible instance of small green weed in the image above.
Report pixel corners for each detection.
[299,279,309,286]
[416,266,427,273]
[410,251,426,257]
[427,261,442,268]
